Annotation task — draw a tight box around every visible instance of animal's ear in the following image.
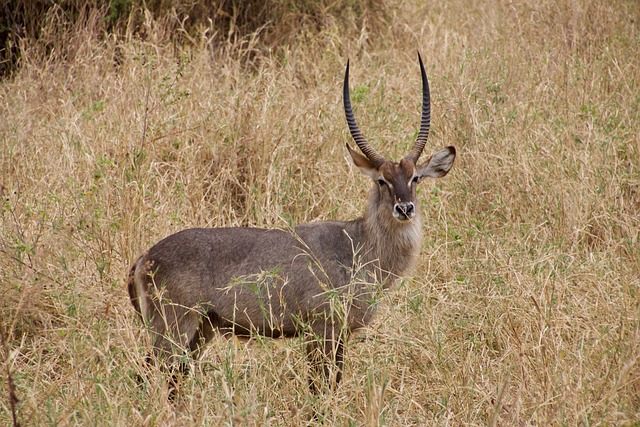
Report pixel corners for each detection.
[416,146,456,179]
[346,144,379,179]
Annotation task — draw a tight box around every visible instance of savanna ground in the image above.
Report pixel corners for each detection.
[1,0,639,425]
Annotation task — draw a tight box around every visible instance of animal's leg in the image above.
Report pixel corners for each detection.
[147,303,201,401]
[187,311,219,359]
[306,324,348,393]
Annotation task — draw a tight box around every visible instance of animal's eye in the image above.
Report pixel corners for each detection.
[412,176,420,184]
[377,179,387,187]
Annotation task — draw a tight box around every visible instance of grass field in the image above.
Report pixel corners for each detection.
[1,0,639,425]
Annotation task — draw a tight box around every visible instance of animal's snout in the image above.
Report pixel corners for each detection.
[394,202,415,220]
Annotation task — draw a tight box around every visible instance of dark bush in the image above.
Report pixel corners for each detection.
[0,0,386,78]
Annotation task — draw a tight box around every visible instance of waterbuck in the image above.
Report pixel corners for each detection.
[128,53,456,393]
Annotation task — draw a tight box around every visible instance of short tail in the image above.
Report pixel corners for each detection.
[127,257,144,320]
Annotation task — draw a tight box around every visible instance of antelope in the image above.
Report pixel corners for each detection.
[128,53,456,393]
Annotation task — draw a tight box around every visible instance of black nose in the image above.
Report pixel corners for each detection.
[395,202,414,219]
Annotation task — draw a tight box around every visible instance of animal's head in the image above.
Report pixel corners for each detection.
[344,54,456,224]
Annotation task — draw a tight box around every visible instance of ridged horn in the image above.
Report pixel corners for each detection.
[343,60,386,168]
[405,52,431,164]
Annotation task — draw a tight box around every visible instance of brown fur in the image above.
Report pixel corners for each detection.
[128,60,455,392]
[128,146,455,392]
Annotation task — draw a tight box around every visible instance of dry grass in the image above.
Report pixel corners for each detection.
[1,0,639,425]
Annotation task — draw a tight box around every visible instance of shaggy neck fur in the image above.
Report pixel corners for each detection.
[360,187,423,287]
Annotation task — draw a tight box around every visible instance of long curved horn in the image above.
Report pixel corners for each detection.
[344,60,386,168]
[406,52,431,164]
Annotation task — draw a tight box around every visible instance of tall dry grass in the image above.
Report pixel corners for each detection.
[1,0,639,425]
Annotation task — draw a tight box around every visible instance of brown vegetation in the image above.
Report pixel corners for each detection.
[1,0,639,425]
